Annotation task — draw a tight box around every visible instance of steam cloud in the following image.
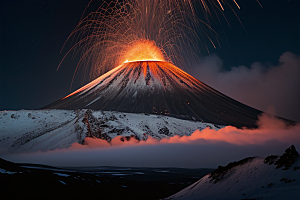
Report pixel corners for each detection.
[3,114,300,168]
[186,51,300,122]
[70,113,299,149]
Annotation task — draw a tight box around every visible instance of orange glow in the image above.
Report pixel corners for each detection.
[70,113,300,150]
[60,0,262,83]
[120,40,166,64]
[62,78,101,100]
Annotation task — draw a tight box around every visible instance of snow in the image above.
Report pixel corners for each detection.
[133,172,144,175]
[59,180,66,185]
[53,172,70,177]
[0,109,222,153]
[21,166,75,173]
[166,157,300,200]
[0,110,79,153]
[0,168,16,175]
[111,174,129,176]
[86,97,100,107]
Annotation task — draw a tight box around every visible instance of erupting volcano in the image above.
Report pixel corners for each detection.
[45,58,264,128]
[42,1,275,129]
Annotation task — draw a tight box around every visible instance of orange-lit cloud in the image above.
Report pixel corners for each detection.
[2,114,299,168]
[70,113,300,149]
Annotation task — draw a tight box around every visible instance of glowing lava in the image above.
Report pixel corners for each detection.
[120,40,166,64]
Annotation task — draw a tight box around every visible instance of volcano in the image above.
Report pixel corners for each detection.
[44,61,263,128]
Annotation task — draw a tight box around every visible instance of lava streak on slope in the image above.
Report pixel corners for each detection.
[44,60,270,128]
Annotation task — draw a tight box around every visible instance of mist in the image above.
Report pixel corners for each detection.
[186,51,300,122]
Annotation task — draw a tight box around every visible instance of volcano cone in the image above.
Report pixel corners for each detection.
[44,61,264,128]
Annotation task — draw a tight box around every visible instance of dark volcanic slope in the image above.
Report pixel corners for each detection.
[44,61,263,128]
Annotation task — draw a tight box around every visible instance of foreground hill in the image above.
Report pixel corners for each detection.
[166,145,300,200]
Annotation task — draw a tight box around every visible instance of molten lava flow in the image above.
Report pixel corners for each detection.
[120,40,166,64]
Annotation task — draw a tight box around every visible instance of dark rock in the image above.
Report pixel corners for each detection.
[267,183,273,188]
[264,155,278,165]
[125,136,131,141]
[109,115,117,121]
[275,145,299,170]
[285,179,295,183]
[280,178,295,183]
[280,178,288,182]
[294,166,300,171]
[134,135,139,141]
[101,133,111,142]
[158,127,170,136]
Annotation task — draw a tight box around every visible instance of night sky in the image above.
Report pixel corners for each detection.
[0,0,299,118]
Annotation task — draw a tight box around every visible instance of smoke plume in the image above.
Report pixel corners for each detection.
[186,51,300,122]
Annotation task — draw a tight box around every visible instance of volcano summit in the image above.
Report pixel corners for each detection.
[44,61,265,128]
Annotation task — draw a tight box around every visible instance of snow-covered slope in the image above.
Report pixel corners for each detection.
[0,109,221,153]
[166,146,300,200]
[44,61,266,128]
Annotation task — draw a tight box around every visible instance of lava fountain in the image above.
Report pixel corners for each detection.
[120,39,167,64]
[59,0,261,86]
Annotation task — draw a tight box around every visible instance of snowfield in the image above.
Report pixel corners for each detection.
[165,148,300,200]
[0,109,222,153]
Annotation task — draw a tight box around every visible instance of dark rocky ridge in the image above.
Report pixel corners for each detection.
[209,145,300,184]
[44,61,292,128]
[264,145,299,170]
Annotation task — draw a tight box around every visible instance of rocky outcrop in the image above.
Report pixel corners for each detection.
[264,155,279,165]
[263,145,299,170]
[275,145,299,170]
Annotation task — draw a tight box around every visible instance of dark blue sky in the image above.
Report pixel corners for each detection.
[0,0,299,111]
